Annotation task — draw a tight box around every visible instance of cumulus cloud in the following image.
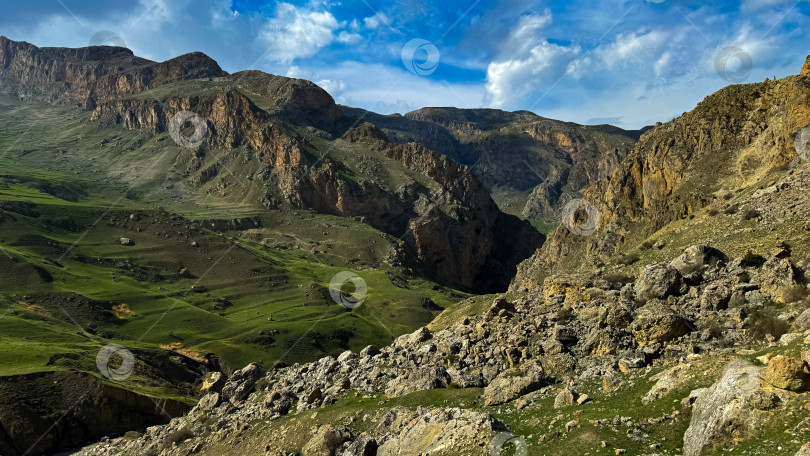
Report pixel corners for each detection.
[485,11,580,108]
[259,2,340,62]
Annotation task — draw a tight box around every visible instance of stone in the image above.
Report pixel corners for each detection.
[643,364,692,404]
[603,372,624,393]
[796,442,810,456]
[119,237,134,246]
[683,360,769,456]
[760,256,802,303]
[762,355,809,391]
[220,363,266,404]
[376,407,504,456]
[635,264,683,301]
[483,364,548,406]
[670,245,728,281]
[341,433,378,456]
[200,371,227,394]
[553,386,575,409]
[631,301,690,347]
[302,425,346,456]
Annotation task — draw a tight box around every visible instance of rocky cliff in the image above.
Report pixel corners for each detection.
[341,106,643,221]
[513,58,810,291]
[0,37,543,292]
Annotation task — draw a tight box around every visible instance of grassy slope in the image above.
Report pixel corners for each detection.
[0,97,467,400]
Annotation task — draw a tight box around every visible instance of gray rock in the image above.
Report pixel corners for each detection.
[635,264,684,301]
[670,245,728,281]
[483,363,547,406]
[553,386,575,409]
[683,360,777,456]
[303,425,347,456]
[220,363,265,404]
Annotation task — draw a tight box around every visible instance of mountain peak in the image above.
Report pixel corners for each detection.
[802,55,810,75]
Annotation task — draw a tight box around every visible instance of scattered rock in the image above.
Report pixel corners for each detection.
[763,355,809,392]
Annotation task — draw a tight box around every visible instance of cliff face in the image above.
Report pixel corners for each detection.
[0,37,542,292]
[0,36,226,109]
[341,106,642,221]
[512,61,810,291]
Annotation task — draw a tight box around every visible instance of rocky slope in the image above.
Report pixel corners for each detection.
[341,106,643,222]
[76,243,810,455]
[0,36,543,292]
[513,58,810,290]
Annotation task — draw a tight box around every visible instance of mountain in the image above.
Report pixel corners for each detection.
[512,57,810,291]
[0,35,543,293]
[340,105,646,225]
[0,36,544,455]
[5,34,810,456]
[74,55,810,456]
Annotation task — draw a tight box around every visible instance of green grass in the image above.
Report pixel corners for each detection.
[0,98,469,402]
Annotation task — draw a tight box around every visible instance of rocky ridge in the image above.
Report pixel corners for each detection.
[341,106,643,221]
[513,58,810,289]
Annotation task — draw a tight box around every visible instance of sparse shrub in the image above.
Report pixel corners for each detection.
[737,271,750,283]
[617,253,641,265]
[724,204,739,215]
[689,214,696,219]
[745,309,789,340]
[556,307,573,322]
[708,208,719,216]
[604,273,634,289]
[640,240,655,251]
[741,207,759,221]
[742,250,766,268]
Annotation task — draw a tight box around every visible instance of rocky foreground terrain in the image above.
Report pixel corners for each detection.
[75,241,810,455]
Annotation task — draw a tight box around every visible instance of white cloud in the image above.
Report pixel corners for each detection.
[289,61,486,113]
[363,12,389,30]
[259,2,340,63]
[596,29,667,69]
[336,31,362,44]
[485,11,580,108]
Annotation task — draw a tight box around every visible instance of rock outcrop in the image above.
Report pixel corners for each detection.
[341,106,641,222]
[513,55,810,290]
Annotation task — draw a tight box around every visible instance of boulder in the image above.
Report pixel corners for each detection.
[483,363,548,406]
[200,371,227,394]
[376,407,503,456]
[631,301,690,347]
[796,442,810,456]
[642,363,692,404]
[302,425,347,456]
[762,355,809,392]
[683,360,781,456]
[220,363,265,404]
[760,256,802,303]
[802,55,810,76]
[553,386,575,409]
[384,365,450,397]
[635,264,683,301]
[671,245,728,281]
[339,433,378,456]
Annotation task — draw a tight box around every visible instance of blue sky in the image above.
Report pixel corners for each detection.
[1,0,809,128]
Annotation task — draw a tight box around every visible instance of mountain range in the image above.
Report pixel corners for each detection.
[2,36,810,456]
